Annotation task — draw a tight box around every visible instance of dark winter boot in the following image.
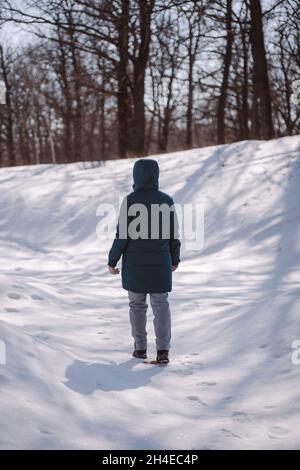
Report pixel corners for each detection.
[133,349,147,359]
[157,349,169,364]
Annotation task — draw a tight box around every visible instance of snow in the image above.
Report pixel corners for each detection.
[0,136,300,449]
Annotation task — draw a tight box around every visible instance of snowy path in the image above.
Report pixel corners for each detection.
[0,136,300,449]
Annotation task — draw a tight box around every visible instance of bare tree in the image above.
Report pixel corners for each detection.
[249,0,273,139]
[217,0,233,144]
[0,44,15,166]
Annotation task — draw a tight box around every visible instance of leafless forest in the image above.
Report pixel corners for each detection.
[0,0,299,166]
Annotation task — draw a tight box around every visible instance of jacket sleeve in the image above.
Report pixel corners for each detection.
[108,198,129,267]
[169,199,181,265]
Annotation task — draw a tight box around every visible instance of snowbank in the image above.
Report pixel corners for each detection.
[0,136,300,449]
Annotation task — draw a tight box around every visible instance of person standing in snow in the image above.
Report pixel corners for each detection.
[108,159,181,364]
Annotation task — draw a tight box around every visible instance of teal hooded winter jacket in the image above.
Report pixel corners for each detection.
[108,159,181,293]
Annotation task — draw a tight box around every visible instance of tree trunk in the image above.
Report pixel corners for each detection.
[117,0,130,158]
[131,0,154,156]
[100,90,106,159]
[132,69,146,155]
[158,72,175,152]
[217,0,233,145]
[240,19,249,140]
[71,54,82,162]
[0,45,15,166]
[249,0,273,139]
[186,50,194,148]
[185,13,200,148]
[57,29,73,162]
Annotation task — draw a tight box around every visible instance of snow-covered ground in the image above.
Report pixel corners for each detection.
[0,136,300,449]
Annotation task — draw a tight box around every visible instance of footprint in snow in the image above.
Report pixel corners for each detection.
[170,358,205,377]
[186,395,199,401]
[231,411,250,422]
[279,368,292,375]
[223,395,233,402]
[27,352,36,358]
[186,395,208,406]
[31,295,44,301]
[7,293,21,300]
[268,426,290,437]
[273,351,287,359]
[192,360,204,368]
[35,333,51,341]
[197,381,216,387]
[39,429,51,436]
[221,428,241,439]
[11,284,24,289]
[181,357,204,367]
[4,308,19,313]
[175,369,194,377]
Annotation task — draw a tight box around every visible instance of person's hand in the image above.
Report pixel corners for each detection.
[172,265,178,272]
[108,265,120,275]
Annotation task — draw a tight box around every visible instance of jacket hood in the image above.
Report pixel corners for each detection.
[132,159,159,191]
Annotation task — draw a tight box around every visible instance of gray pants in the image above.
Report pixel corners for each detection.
[128,291,171,351]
